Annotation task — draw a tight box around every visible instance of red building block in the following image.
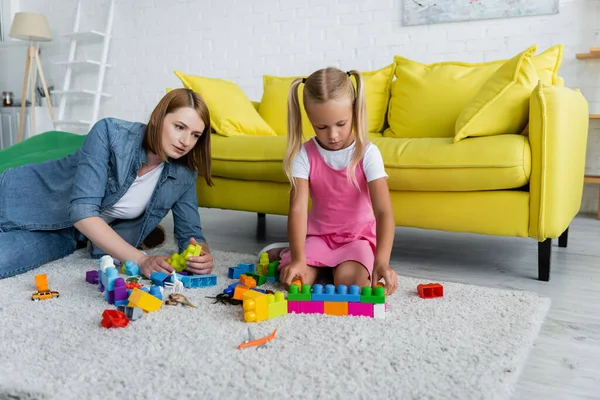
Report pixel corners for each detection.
[417,283,444,299]
[100,309,129,328]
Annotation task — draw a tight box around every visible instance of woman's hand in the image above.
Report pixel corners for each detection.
[280,260,311,289]
[372,262,398,296]
[185,237,214,274]
[138,255,174,278]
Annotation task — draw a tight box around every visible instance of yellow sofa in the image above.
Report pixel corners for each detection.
[175,44,589,281]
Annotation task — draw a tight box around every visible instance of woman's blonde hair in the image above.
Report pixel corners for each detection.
[283,67,367,191]
[143,88,212,186]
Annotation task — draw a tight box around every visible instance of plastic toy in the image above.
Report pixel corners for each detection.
[167,243,202,272]
[417,283,444,299]
[100,309,129,328]
[237,327,277,350]
[164,293,197,308]
[128,287,162,312]
[116,305,143,321]
[31,273,59,301]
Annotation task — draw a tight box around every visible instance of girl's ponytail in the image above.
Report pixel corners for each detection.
[346,69,368,189]
[284,78,305,192]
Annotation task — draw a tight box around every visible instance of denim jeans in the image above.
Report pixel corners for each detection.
[0,227,85,279]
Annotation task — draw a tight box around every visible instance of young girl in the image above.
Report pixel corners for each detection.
[267,67,398,296]
[0,88,214,279]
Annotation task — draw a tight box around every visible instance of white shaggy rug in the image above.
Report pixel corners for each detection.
[0,245,550,400]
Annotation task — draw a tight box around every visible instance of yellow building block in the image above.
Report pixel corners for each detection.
[128,288,162,312]
[243,290,268,322]
[324,301,348,316]
[267,292,288,319]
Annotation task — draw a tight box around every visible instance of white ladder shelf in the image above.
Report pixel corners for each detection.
[53,0,115,132]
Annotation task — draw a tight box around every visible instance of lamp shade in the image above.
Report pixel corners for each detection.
[9,12,52,42]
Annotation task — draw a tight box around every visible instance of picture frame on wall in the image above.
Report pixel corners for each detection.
[403,0,559,26]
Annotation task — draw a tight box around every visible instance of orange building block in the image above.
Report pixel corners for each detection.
[417,283,444,299]
[243,290,268,322]
[128,288,162,312]
[233,284,250,300]
[34,274,49,292]
[324,301,348,316]
[240,274,257,288]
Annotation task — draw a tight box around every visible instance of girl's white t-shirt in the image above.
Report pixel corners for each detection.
[100,163,164,224]
[292,138,388,182]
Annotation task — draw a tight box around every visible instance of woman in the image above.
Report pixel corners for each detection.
[0,88,214,279]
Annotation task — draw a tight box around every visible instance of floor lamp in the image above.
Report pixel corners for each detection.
[9,12,54,143]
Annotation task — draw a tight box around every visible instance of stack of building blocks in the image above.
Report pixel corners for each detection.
[286,283,386,319]
[167,243,202,273]
[417,283,444,299]
[255,252,280,283]
[128,287,162,312]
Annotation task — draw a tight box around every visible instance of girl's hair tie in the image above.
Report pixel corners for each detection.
[346,71,351,77]
[302,78,307,84]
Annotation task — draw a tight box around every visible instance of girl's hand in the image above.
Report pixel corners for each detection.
[280,260,310,289]
[138,255,174,278]
[185,237,214,274]
[372,262,398,296]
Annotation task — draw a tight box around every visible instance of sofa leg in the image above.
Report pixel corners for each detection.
[257,213,266,240]
[558,227,569,248]
[538,239,551,282]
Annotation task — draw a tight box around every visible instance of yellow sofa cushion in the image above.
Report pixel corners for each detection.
[385,44,562,139]
[258,64,395,137]
[454,45,539,142]
[209,133,531,192]
[174,71,276,137]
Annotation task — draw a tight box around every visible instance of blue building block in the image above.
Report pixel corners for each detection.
[228,263,255,279]
[150,271,170,287]
[266,276,278,283]
[149,285,162,300]
[311,284,361,302]
[223,281,242,295]
[114,299,129,306]
[124,260,140,276]
[180,274,218,288]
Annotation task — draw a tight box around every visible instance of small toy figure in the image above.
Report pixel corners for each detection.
[164,293,197,308]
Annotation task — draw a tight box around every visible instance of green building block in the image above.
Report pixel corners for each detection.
[266,261,280,277]
[288,283,312,301]
[247,273,266,286]
[167,243,202,273]
[360,286,385,304]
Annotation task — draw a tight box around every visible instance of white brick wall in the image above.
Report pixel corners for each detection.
[3,0,600,214]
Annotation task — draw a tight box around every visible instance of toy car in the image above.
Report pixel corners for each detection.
[31,290,60,301]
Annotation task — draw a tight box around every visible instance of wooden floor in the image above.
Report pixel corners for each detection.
[162,209,600,399]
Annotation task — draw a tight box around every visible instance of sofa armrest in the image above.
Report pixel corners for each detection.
[529,83,589,240]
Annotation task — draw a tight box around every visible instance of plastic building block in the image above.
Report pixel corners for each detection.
[266,261,280,277]
[116,305,143,321]
[113,278,128,302]
[246,273,266,286]
[288,283,312,301]
[101,309,129,328]
[123,260,140,276]
[86,270,99,284]
[348,302,373,317]
[34,274,49,292]
[240,274,257,288]
[233,285,250,300]
[167,243,202,272]
[99,255,115,272]
[243,290,269,322]
[360,286,386,304]
[150,271,170,287]
[149,285,162,300]
[259,252,269,265]
[373,303,386,319]
[224,281,242,295]
[312,284,361,302]
[417,283,444,299]
[128,287,162,312]
[228,263,255,279]
[178,273,217,289]
[288,300,324,314]
[267,292,288,319]
[324,301,349,316]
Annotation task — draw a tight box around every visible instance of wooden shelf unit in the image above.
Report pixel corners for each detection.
[576,48,600,219]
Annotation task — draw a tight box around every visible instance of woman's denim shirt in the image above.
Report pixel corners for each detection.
[0,117,207,252]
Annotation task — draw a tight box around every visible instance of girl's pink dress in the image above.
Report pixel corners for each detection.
[279,139,377,277]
